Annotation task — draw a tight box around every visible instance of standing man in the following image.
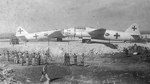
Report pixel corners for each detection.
[144,47,149,58]
[133,44,138,52]
[25,51,29,66]
[64,53,70,66]
[20,54,24,66]
[18,51,22,64]
[6,50,10,61]
[44,52,48,64]
[81,53,85,66]
[3,50,6,57]
[32,52,36,66]
[12,51,16,63]
[37,52,41,65]
[15,51,19,64]
[64,53,67,65]
[125,48,129,57]
[73,53,77,65]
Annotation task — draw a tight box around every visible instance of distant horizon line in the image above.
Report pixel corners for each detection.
[0,30,150,35]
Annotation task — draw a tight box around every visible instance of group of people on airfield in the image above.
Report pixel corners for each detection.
[3,49,52,66]
[2,48,86,84]
[2,49,86,66]
[3,44,150,83]
[123,44,150,58]
[64,53,85,66]
[40,52,85,84]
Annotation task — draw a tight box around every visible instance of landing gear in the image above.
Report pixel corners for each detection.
[57,38,62,42]
[82,39,91,43]
[124,41,127,43]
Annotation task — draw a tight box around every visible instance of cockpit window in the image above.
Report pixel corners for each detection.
[105,33,110,36]
[75,26,86,30]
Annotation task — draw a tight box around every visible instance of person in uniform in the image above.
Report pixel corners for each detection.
[64,53,70,66]
[44,52,48,64]
[81,53,85,66]
[144,47,149,58]
[124,48,129,57]
[20,55,24,66]
[133,44,138,52]
[3,50,6,57]
[15,51,19,64]
[64,53,66,65]
[12,51,17,63]
[37,52,41,65]
[67,53,70,66]
[46,50,50,63]
[6,50,10,61]
[18,51,22,64]
[32,52,36,66]
[73,53,77,65]
[25,51,29,66]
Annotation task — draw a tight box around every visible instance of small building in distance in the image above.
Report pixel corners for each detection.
[10,35,19,45]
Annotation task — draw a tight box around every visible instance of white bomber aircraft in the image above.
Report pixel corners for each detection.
[62,23,141,43]
[15,27,64,42]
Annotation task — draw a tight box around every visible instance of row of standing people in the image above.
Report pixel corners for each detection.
[3,50,52,66]
[3,49,86,66]
[64,53,85,66]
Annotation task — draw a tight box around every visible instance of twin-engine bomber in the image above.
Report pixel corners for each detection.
[62,23,141,43]
[16,27,64,42]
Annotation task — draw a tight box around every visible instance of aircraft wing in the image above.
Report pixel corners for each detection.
[88,28,106,39]
[48,30,65,38]
[17,36,28,42]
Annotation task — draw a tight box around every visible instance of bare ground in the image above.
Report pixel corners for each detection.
[0,41,150,84]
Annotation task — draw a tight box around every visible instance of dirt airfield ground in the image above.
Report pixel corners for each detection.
[0,39,150,84]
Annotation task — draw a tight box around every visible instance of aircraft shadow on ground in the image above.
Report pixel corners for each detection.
[90,41,118,49]
[29,39,79,42]
[50,77,62,82]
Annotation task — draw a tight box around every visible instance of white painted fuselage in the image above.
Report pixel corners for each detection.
[15,27,63,41]
[62,23,141,42]
[22,31,56,40]
[104,30,135,41]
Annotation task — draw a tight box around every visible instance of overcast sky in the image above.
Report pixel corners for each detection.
[0,0,150,33]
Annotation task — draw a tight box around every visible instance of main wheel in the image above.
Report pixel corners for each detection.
[82,39,85,43]
[82,39,91,43]
[85,39,91,43]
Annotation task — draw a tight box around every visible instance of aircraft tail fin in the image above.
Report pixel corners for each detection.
[16,26,29,36]
[125,23,140,35]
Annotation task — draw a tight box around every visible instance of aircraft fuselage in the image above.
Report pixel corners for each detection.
[104,30,135,41]
[63,27,140,42]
